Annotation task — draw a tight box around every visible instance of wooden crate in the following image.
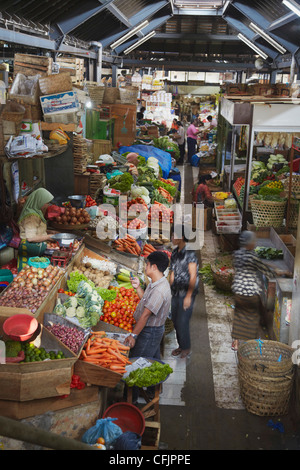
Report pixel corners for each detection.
[0,322,77,402]
[141,421,161,450]
[74,319,129,389]
[92,139,112,161]
[13,53,53,77]
[0,385,100,420]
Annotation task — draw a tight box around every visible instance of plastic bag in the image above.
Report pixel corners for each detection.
[81,417,123,446]
[111,431,142,450]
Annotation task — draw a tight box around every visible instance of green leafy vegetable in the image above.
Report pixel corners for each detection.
[67,271,95,293]
[153,180,177,198]
[95,288,117,301]
[109,172,134,193]
[254,246,283,259]
[125,361,173,387]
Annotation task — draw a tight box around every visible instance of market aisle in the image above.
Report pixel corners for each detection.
[159,163,300,450]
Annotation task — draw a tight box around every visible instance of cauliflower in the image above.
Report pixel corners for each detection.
[76,281,94,298]
[63,296,78,309]
[54,298,66,316]
[75,305,85,318]
[65,307,77,318]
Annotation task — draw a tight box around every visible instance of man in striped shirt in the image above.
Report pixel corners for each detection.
[125,251,171,360]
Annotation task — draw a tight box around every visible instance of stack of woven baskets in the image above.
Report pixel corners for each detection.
[238,340,295,416]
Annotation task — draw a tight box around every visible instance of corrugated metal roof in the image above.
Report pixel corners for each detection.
[71,9,124,43]
[247,0,288,23]
[113,0,150,19]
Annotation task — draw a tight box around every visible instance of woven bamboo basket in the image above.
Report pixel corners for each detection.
[283,175,300,195]
[164,317,174,335]
[250,197,286,227]
[211,254,234,291]
[86,85,105,106]
[1,101,25,124]
[237,340,295,416]
[119,87,139,104]
[287,199,299,229]
[103,87,120,104]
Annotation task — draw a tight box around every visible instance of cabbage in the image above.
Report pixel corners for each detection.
[131,185,149,198]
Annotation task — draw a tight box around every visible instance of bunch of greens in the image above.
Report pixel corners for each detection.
[125,361,173,388]
[95,287,116,301]
[152,137,180,160]
[254,246,283,259]
[252,194,285,202]
[109,172,134,192]
[258,186,283,197]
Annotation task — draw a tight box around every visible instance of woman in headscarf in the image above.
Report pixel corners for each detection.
[17,188,54,271]
[231,231,276,351]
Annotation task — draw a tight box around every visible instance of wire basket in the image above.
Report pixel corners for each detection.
[250,197,286,227]
[237,340,295,416]
[119,87,139,104]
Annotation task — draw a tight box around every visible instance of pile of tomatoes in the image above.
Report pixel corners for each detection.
[100,287,139,332]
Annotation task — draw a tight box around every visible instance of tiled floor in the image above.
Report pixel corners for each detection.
[158,164,245,410]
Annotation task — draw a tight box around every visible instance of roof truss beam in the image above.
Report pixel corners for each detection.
[227,0,299,54]
[101,0,170,48]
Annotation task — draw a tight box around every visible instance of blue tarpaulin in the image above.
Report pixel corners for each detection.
[119,145,172,179]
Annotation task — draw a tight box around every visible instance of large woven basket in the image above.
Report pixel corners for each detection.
[86,85,105,106]
[211,254,234,291]
[103,87,120,104]
[250,197,286,227]
[119,87,139,104]
[238,340,295,416]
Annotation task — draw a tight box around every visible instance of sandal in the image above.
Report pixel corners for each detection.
[180,350,191,358]
[171,348,182,357]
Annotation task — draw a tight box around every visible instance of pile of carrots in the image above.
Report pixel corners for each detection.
[80,331,131,374]
[113,234,141,256]
[142,243,156,257]
[157,186,173,203]
[160,178,175,187]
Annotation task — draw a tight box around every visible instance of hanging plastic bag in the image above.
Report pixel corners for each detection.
[81,417,123,446]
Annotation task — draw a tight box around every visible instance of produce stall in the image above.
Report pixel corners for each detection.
[219,96,300,231]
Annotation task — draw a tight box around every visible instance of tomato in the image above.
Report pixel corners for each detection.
[110,311,117,318]
[58,288,64,293]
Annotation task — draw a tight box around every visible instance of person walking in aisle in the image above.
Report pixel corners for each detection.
[187,118,202,163]
[169,224,199,359]
[231,231,288,351]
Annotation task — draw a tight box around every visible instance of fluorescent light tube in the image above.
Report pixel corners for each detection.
[249,22,287,54]
[282,0,300,16]
[238,33,268,60]
[123,31,156,54]
[110,20,149,49]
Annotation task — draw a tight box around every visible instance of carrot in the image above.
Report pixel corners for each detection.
[107,348,127,364]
